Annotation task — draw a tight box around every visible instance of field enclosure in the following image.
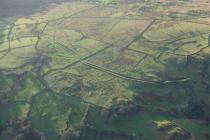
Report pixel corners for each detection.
[0,0,210,140]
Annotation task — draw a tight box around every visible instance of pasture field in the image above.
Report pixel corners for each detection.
[0,0,210,140]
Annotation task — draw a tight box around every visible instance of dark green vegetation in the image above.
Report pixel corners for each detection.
[1,0,210,140]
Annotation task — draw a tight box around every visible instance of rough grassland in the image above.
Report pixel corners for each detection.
[0,0,210,140]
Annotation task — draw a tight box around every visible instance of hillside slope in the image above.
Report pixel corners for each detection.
[0,0,210,140]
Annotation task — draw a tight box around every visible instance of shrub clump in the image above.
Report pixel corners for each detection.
[154,120,176,130]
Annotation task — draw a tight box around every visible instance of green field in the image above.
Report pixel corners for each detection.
[0,0,210,140]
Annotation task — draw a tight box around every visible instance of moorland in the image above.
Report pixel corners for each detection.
[0,0,210,140]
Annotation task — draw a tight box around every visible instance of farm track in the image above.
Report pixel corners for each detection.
[43,45,112,76]
[82,62,191,84]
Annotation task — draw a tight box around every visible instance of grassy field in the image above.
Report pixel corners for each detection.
[0,0,210,140]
